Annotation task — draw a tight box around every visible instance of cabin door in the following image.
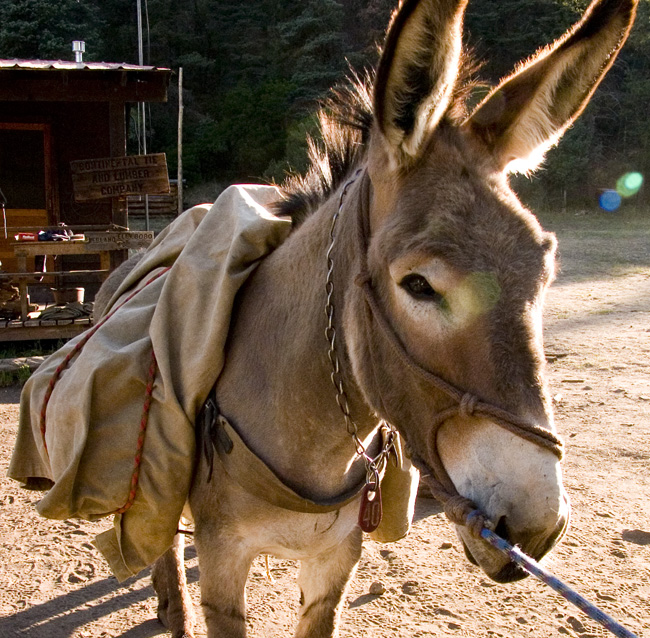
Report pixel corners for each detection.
[0,123,55,272]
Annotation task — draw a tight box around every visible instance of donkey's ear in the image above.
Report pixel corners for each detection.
[466,0,638,174]
[373,0,469,165]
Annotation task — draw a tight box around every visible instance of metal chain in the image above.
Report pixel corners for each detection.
[325,169,395,487]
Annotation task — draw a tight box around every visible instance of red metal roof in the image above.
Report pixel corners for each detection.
[0,59,169,72]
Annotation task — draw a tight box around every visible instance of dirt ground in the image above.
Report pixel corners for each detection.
[0,208,648,638]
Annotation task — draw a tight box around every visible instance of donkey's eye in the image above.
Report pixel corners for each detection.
[400,274,443,303]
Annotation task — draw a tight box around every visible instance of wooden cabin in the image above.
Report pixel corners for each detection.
[0,58,171,340]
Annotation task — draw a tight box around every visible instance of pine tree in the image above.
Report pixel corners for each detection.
[0,0,102,60]
[278,0,349,105]
[4,0,645,203]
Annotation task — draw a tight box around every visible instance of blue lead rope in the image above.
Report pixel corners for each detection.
[480,528,640,638]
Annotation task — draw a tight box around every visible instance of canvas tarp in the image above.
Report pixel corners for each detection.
[8,184,291,581]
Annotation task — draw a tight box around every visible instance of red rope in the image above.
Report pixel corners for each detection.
[116,349,158,514]
[39,267,170,453]
[38,266,169,514]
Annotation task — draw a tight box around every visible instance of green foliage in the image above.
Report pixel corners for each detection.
[467,0,650,209]
[0,371,16,387]
[0,339,63,359]
[465,0,580,80]
[17,364,32,385]
[0,0,102,60]
[1,0,648,208]
[278,1,348,104]
[0,339,64,386]
[0,364,32,387]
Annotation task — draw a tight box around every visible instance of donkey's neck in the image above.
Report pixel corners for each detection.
[215,180,379,500]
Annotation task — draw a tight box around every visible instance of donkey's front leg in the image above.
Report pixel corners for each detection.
[151,532,196,638]
[295,527,363,638]
[195,527,255,638]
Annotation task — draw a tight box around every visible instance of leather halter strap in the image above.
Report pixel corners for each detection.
[200,387,369,513]
[349,170,564,535]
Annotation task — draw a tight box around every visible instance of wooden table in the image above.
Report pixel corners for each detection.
[11,231,153,321]
[12,241,112,321]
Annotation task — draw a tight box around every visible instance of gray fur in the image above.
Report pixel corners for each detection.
[95,2,637,636]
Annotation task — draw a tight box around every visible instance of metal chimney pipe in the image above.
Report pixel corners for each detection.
[72,41,85,67]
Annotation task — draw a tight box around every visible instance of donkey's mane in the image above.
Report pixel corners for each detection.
[276,56,482,226]
[276,71,374,226]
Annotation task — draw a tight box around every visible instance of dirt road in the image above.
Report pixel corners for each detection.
[1,209,648,637]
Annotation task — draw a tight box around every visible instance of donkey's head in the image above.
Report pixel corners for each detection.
[341,0,637,581]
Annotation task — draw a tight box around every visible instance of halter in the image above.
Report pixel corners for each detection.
[327,168,564,537]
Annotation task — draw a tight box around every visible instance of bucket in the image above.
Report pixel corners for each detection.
[51,287,85,305]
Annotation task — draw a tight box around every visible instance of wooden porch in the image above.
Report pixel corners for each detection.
[0,59,171,341]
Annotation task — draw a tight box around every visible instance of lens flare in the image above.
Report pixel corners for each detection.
[599,190,621,212]
[616,172,644,198]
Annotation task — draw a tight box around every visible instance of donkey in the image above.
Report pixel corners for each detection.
[100,0,637,636]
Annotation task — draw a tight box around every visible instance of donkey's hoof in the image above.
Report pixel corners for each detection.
[156,606,170,628]
[157,607,195,638]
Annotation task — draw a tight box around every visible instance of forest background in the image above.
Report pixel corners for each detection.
[0,0,648,210]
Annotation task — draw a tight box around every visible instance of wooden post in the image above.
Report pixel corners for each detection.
[177,67,184,217]
[15,249,28,322]
[109,102,128,228]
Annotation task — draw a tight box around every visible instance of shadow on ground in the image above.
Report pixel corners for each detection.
[0,384,21,404]
[413,496,443,522]
[1,559,198,637]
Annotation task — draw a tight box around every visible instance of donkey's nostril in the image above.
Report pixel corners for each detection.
[494,516,510,542]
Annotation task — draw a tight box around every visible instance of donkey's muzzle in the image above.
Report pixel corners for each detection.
[461,507,569,583]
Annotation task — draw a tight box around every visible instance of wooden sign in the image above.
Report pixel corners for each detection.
[85,230,154,250]
[71,153,170,202]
